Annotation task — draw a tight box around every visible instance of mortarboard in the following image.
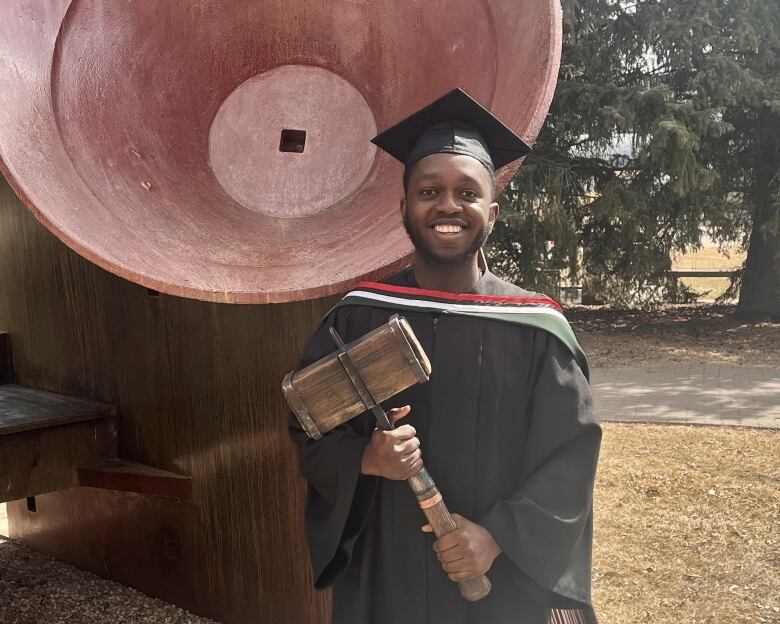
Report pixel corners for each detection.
[371,88,531,172]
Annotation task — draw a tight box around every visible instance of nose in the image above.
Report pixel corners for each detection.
[436,190,462,214]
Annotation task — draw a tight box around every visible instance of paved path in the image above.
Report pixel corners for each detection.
[591,365,780,429]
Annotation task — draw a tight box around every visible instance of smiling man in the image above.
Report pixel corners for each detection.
[401,148,497,290]
[289,89,601,624]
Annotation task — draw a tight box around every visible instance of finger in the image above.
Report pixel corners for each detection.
[442,558,469,574]
[401,449,422,464]
[388,405,411,424]
[432,533,460,553]
[421,523,433,532]
[448,570,478,582]
[437,550,466,565]
[397,437,420,455]
[389,424,416,440]
[394,441,419,457]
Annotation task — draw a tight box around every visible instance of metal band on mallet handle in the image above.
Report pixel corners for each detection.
[329,326,491,602]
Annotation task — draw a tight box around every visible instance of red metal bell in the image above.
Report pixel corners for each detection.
[0,0,561,304]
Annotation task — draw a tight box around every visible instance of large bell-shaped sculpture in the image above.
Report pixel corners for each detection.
[0,0,559,303]
[0,2,561,622]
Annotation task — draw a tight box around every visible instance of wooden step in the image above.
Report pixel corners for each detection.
[78,459,192,501]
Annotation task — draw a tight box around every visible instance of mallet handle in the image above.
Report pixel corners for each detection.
[323,326,488,599]
[407,467,492,601]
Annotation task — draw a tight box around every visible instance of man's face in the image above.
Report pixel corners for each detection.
[401,153,499,266]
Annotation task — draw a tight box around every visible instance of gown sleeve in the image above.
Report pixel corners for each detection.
[288,307,379,589]
[479,331,602,609]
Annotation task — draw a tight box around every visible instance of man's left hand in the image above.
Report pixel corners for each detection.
[421,513,502,582]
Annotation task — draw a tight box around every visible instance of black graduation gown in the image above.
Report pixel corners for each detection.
[289,269,601,624]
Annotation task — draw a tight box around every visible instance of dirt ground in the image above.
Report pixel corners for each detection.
[568,304,780,368]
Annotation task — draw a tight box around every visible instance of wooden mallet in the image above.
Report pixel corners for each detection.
[283,314,491,601]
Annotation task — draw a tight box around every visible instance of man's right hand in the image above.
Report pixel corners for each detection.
[360,405,423,480]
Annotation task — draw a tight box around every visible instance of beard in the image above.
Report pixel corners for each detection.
[403,213,492,267]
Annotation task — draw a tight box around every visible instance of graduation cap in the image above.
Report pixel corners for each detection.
[371,88,531,172]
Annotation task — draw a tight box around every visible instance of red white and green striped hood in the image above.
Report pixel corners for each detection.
[334,281,589,379]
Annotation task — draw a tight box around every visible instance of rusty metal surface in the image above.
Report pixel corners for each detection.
[0,0,561,304]
[0,179,332,622]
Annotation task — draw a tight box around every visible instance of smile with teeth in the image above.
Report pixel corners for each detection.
[433,224,463,233]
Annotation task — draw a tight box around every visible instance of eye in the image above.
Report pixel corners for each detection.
[461,189,479,199]
[420,187,438,197]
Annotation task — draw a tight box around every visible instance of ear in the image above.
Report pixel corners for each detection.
[488,201,499,227]
[400,197,407,220]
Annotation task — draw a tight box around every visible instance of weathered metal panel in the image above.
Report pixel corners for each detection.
[0,179,332,622]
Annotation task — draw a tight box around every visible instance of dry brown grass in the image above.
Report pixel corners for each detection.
[672,245,746,271]
[594,423,779,624]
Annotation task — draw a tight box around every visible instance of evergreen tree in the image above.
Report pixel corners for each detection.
[490,0,779,318]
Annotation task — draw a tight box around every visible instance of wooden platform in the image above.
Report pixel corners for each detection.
[0,384,117,503]
[0,384,115,435]
[1,384,193,503]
